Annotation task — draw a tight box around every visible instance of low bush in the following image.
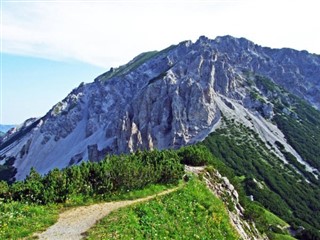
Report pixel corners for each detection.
[0,149,184,205]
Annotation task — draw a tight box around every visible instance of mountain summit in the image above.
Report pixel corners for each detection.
[1,35,320,181]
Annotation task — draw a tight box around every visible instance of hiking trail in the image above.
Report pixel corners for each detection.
[34,188,178,240]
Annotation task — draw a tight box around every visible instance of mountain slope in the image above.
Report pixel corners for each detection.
[1,36,320,238]
[201,116,320,233]
[1,35,319,183]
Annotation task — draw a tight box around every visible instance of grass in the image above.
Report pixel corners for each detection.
[97,43,177,82]
[102,183,176,202]
[0,175,296,240]
[0,183,177,239]
[0,166,295,240]
[0,200,59,239]
[248,203,294,239]
[99,51,159,81]
[263,208,288,227]
[86,177,240,240]
[272,233,296,240]
[63,183,176,207]
[261,208,295,240]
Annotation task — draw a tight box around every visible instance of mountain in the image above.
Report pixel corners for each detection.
[0,124,16,134]
[1,35,320,237]
[1,35,319,181]
[0,124,16,147]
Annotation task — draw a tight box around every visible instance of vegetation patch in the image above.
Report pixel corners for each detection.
[0,200,58,239]
[86,177,239,240]
[201,118,320,239]
[96,43,177,82]
[0,149,184,205]
[255,74,320,171]
[273,99,320,171]
[0,145,302,239]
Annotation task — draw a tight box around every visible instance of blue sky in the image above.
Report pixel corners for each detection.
[1,53,105,124]
[1,0,320,124]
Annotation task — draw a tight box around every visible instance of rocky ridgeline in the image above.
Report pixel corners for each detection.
[0,35,319,180]
[185,166,266,240]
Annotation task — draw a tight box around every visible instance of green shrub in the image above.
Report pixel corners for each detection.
[177,145,213,166]
[201,117,320,237]
[0,181,9,200]
[1,149,185,205]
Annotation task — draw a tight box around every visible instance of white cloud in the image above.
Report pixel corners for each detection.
[1,0,320,68]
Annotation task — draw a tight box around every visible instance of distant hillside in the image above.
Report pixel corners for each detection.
[0,124,15,133]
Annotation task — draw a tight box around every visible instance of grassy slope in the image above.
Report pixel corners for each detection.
[97,44,177,82]
[1,172,295,240]
[0,201,59,239]
[253,204,294,240]
[255,75,320,171]
[201,117,320,234]
[263,208,288,227]
[0,183,175,239]
[1,164,296,240]
[86,178,240,240]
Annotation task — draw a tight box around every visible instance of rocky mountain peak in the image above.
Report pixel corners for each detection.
[0,35,319,181]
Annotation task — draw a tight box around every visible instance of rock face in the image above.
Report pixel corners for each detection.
[0,35,319,180]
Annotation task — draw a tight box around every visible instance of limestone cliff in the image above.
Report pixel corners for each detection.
[0,35,319,181]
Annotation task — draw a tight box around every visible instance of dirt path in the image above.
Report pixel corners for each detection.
[34,188,178,240]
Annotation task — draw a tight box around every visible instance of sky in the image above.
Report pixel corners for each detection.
[1,0,319,124]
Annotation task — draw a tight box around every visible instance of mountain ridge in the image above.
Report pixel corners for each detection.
[1,35,320,238]
[0,35,319,181]
[0,36,320,179]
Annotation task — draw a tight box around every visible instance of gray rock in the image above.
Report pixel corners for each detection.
[1,35,319,180]
[262,103,274,119]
